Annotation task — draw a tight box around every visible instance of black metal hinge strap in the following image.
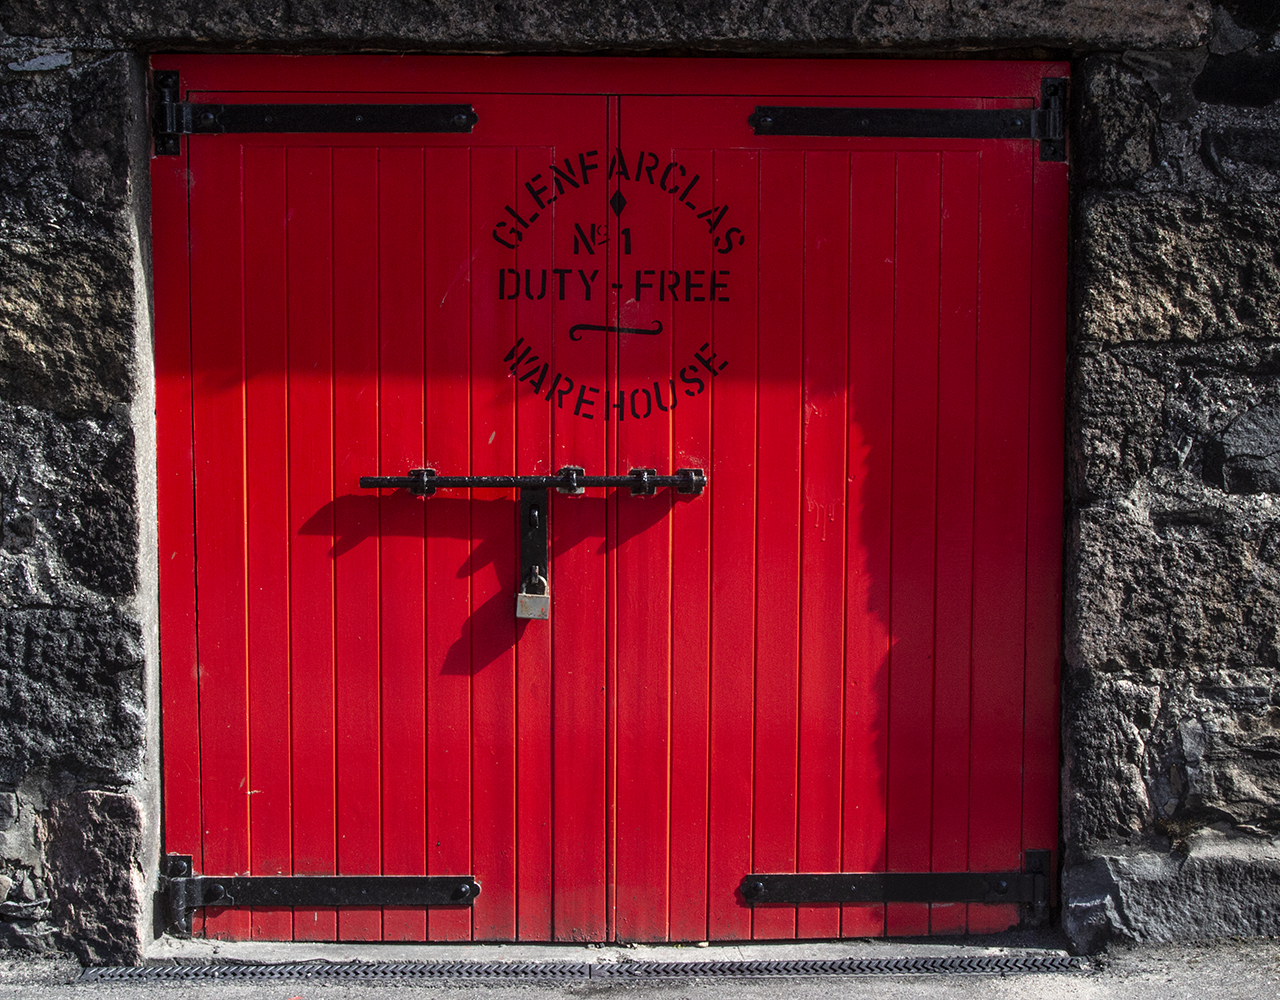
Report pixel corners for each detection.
[740,850,1051,914]
[162,855,479,937]
[152,71,477,155]
[749,78,1067,162]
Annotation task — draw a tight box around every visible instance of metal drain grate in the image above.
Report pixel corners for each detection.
[81,954,1082,982]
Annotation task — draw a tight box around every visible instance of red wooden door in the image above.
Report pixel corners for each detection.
[153,56,1066,943]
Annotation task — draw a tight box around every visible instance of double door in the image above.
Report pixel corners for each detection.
[153,56,1066,941]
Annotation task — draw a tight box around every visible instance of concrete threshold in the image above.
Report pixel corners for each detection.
[144,934,1077,967]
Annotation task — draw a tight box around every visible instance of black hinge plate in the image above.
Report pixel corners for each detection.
[152,71,477,155]
[739,850,1051,913]
[161,855,480,936]
[749,78,1067,162]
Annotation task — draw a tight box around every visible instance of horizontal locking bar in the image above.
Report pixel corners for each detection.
[359,466,707,498]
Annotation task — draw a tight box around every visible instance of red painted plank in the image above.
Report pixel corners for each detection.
[614,101,676,942]
[538,102,612,942]
[967,137,1033,935]
[331,147,384,942]
[423,145,474,943]
[751,149,804,942]
[884,152,941,938]
[928,151,981,937]
[512,140,555,943]
[704,147,758,943]
[667,144,714,943]
[841,151,895,939]
[1022,145,1068,897]
[286,146,338,942]
[795,152,850,941]
[188,136,251,939]
[242,145,293,940]
[469,145,520,942]
[152,139,203,879]
[377,146,428,942]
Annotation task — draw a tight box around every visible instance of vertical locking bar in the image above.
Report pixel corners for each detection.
[516,487,550,618]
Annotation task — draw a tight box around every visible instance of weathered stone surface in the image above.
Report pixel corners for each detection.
[0,234,136,420]
[1075,56,1159,189]
[0,401,144,781]
[1079,193,1280,344]
[0,608,145,781]
[1065,489,1280,846]
[0,54,137,239]
[0,0,1211,50]
[0,401,139,598]
[1071,341,1280,501]
[1063,831,1280,951]
[44,791,143,964]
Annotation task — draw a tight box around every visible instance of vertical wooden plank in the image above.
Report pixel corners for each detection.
[967,138,1033,934]
[667,146,713,943]
[549,152,611,939]
[288,146,337,942]
[512,142,554,943]
[469,144,519,942]
[614,101,675,942]
[242,145,293,940]
[378,146,428,942]
[707,147,759,943]
[1022,144,1068,894]
[153,137,203,882]
[884,152,941,938]
[332,147,383,942]
[928,151,981,937]
[751,149,804,942]
[189,137,251,940]
[795,151,849,940]
[424,145,473,942]
[604,93,620,944]
[841,151,895,940]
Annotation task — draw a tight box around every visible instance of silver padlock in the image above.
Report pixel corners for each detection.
[515,570,550,620]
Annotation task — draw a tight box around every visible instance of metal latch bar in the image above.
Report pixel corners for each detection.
[161,855,479,937]
[749,78,1067,162]
[359,466,705,619]
[152,71,477,155]
[359,466,707,498]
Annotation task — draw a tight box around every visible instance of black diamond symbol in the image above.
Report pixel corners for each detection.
[609,190,627,216]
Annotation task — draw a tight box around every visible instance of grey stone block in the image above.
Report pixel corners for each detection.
[1064,831,1280,952]
[1079,193,1280,344]
[1074,56,1159,189]
[45,790,143,964]
[0,235,136,420]
[1070,341,1280,502]
[0,0,1211,50]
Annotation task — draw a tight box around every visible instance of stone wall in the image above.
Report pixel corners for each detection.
[0,42,150,962]
[2,0,1278,962]
[1065,6,1280,948]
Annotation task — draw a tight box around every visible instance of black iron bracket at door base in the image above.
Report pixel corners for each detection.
[151,71,478,155]
[749,78,1068,161]
[359,466,706,618]
[161,855,480,937]
[740,850,1052,921]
